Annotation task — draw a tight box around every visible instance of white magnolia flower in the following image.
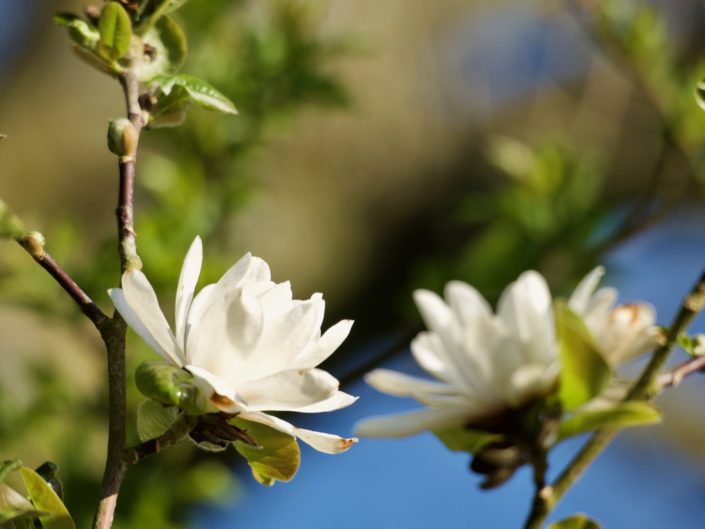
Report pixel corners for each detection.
[568,266,662,365]
[356,271,559,438]
[109,237,357,454]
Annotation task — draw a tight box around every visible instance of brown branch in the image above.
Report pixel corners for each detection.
[658,354,705,388]
[92,69,144,529]
[17,233,108,329]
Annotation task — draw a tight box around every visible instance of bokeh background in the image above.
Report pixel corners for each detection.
[2,0,705,527]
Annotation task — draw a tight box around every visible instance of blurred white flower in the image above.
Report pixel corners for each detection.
[109,236,357,454]
[355,271,559,438]
[568,266,662,365]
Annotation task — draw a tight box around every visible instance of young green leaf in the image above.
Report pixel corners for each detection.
[153,74,237,114]
[135,361,210,415]
[136,400,180,442]
[230,418,300,486]
[53,13,100,50]
[136,0,192,33]
[556,301,610,411]
[98,2,132,62]
[433,426,500,455]
[138,15,187,81]
[19,467,74,529]
[548,514,602,529]
[557,402,661,441]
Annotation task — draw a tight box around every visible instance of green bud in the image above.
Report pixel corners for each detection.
[20,231,46,259]
[107,118,138,159]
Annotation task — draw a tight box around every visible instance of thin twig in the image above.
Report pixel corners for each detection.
[92,69,144,529]
[523,267,705,529]
[658,354,705,388]
[16,235,108,328]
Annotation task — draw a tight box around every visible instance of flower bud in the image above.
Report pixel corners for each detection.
[107,118,138,159]
[20,231,46,259]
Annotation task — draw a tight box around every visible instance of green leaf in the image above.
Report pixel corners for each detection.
[135,361,210,415]
[53,13,100,50]
[548,514,602,529]
[0,460,22,484]
[138,15,187,81]
[153,74,237,114]
[98,2,132,62]
[230,418,300,486]
[136,400,180,442]
[136,0,191,33]
[19,467,74,529]
[556,301,610,411]
[433,426,500,455]
[558,402,661,441]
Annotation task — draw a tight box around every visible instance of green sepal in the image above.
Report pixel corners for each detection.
[152,74,237,114]
[138,15,187,82]
[557,402,661,441]
[433,426,500,455]
[556,301,610,411]
[135,361,210,415]
[53,13,100,50]
[136,400,181,442]
[548,514,602,529]
[98,2,132,62]
[19,467,74,529]
[230,418,300,486]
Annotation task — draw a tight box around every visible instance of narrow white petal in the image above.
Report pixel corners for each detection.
[217,252,271,290]
[413,289,453,337]
[497,271,556,366]
[175,237,203,349]
[569,266,605,315]
[354,408,471,438]
[410,332,455,383]
[290,391,358,413]
[294,428,357,454]
[294,319,354,369]
[237,411,356,453]
[119,271,183,366]
[185,364,239,403]
[109,288,182,366]
[237,368,339,411]
[506,363,557,407]
[365,369,456,399]
[445,281,492,324]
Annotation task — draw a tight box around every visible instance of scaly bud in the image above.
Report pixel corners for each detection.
[21,231,46,259]
[107,118,138,160]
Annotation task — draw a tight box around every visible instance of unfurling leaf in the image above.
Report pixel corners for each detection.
[98,2,132,62]
[138,15,187,81]
[136,400,180,442]
[558,402,661,441]
[433,426,500,455]
[152,74,237,114]
[53,13,100,49]
[135,361,210,415]
[548,514,602,529]
[556,301,610,411]
[19,467,75,529]
[135,0,192,33]
[230,418,300,486]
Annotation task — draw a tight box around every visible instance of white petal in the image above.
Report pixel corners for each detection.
[118,271,183,366]
[365,369,456,399]
[217,252,271,290]
[109,287,182,366]
[290,391,358,413]
[569,266,605,315]
[410,332,456,384]
[354,408,471,438]
[294,428,357,454]
[175,237,203,349]
[444,281,492,324]
[237,368,339,411]
[413,289,453,337]
[237,411,356,454]
[497,270,556,366]
[506,363,558,407]
[185,364,239,405]
[293,319,354,369]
